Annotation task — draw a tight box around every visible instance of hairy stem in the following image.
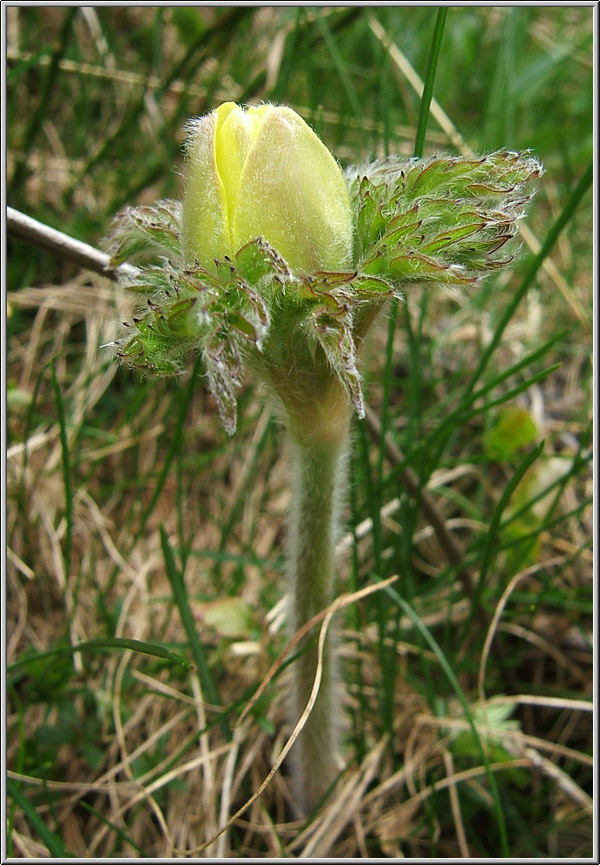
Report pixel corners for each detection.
[286,422,349,815]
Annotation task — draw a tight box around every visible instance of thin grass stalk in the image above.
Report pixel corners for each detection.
[413,7,449,160]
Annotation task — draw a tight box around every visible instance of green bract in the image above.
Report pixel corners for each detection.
[106,102,542,434]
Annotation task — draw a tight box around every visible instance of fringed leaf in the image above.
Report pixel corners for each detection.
[233,237,292,285]
[348,151,543,288]
[312,306,365,418]
[203,331,244,435]
[107,200,183,266]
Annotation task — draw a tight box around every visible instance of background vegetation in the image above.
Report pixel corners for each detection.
[6,5,593,858]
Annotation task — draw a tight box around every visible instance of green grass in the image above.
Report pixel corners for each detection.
[6,6,593,858]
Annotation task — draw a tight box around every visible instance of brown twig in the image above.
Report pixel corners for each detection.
[7,206,137,282]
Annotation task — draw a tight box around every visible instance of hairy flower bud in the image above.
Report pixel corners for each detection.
[182,102,354,273]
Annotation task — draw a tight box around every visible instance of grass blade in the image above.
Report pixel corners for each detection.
[7,778,74,858]
[315,12,363,121]
[50,361,74,620]
[7,637,192,680]
[160,526,230,739]
[413,7,449,158]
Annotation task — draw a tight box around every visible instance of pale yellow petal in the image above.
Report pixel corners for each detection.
[232,107,353,273]
[215,104,263,218]
[182,110,231,268]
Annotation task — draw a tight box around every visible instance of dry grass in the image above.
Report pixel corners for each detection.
[6,268,593,857]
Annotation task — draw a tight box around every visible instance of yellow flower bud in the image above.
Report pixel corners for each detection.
[182,102,353,274]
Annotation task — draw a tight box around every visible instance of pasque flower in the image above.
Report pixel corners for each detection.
[107,103,541,434]
[106,102,541,815]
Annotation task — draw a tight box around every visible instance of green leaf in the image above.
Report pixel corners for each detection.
[352,151,542,289]
[233,237,291,284]
[483,406,539,461]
